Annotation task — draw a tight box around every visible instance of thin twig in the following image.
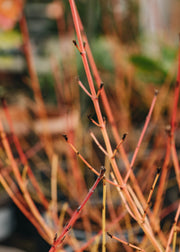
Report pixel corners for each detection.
[78,79,92,98]
[90,131,108,156]
[142,167,161,222]
[107,232,145,252]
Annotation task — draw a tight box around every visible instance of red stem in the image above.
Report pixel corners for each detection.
[49,167,105,252]
[124,91,158,183]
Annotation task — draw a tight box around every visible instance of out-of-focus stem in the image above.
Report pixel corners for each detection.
[0,173,51,243]
[51,154,59,226]
[19,14,54,160]
[0,119,54,242]
[1,98,49,209]
[165,203,180,252]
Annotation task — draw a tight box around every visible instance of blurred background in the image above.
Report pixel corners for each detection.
[0,0,180,251]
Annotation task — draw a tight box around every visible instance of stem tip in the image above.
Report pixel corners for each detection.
[100,166,106,177]
[72,40,77,46]
[107,232,112,238]
[100,83,104,89]
[62,134,68,141]
[154,89,159,96]
[156,167,161,174]
[87,114,92,120]
[122,133,128,141]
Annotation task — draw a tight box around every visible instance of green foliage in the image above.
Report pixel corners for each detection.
[38,73,56,104]
[0,30,22,50]
[130,54,167,84]
[91,37,114,73]
[130,45,177,84]
[160,46,177,71]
